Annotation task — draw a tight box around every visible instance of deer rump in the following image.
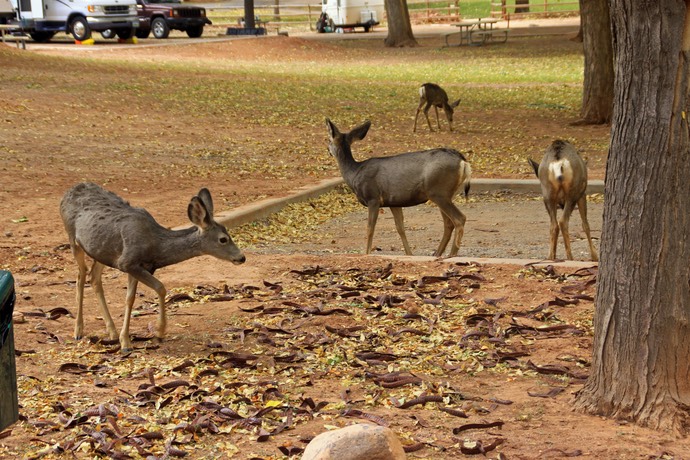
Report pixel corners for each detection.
[528,140,598,261]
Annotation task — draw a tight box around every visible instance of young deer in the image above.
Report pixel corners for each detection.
[413,83,461,133]
[60,183,246,352]
[528,140,598,261]
[326,118,472,257]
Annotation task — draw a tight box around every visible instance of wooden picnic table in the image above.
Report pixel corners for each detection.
[0,24,29,49]
[444,18,508,47]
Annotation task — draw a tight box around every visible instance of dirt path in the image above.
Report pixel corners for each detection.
[256,191,603,262]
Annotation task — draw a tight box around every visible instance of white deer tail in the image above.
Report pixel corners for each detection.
[461,161,472,201]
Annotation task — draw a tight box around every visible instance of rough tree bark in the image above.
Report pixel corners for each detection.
[384,0,417,47]
[577,0,613,124]
[574,1,690,435]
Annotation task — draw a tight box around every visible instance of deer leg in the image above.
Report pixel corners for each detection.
[434,200,466,257]
[72,244,88,341]
[434,106,441,130]
[120,269,167,348]
[119,274,139,352]
[423,103,434,131]
[413,100,425,132]
[366,204,381,254]
[390,207,413,255]
[577,196,599,261]
[544,200,560,260]
[559,201,576,260]
[90,261,118,340]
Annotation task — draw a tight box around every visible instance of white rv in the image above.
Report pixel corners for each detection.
[5,0,138,42]
[318,0,384,32]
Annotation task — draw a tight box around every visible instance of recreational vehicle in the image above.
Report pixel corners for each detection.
[319,0,384,32]
[5,0,138,42]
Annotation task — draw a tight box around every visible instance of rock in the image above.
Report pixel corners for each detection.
[301,423,406,460]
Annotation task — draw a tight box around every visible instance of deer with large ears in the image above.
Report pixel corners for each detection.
[326,118,472,257]
[528,140,598,261]
[413,83,461,133]
[60,182,246,352]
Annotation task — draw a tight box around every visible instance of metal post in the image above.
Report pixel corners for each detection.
[244,0,256,28]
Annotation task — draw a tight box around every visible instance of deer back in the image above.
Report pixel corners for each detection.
[60,183,244,273]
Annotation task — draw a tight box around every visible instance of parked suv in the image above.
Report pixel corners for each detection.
[102,0,210,39]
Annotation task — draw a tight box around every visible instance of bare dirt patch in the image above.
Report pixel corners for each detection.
[2,29,682,460]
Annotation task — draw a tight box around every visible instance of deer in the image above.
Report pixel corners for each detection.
[413,83,461,133]
[60,182,246,353]
[326,118,472,257]
[528,140,598,262]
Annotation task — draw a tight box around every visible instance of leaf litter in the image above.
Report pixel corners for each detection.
[6,260,600,459]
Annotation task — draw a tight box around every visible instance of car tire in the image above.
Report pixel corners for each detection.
[186,25,203,38]
[69,16,91,41]
[30,31,56,42]
[151,17,170,39]
[101,29,116,39]
[135,28,150,39]
[116,28,134,39]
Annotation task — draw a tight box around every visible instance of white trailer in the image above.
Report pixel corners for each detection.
[5,0,138,42]
[318,0,384,32]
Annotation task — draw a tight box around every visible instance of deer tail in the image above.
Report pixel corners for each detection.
[461,161,472,201]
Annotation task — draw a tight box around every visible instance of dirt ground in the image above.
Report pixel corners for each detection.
[1,27,686,460]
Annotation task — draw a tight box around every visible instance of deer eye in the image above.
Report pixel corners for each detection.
[219,236,229,245]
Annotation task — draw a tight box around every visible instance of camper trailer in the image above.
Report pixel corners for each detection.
[319,0,384,32]
[0,0,14,22]
[5,0,138,42]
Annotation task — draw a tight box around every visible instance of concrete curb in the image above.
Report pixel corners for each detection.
[213,177,345,228]
[213,177,604,229]
[211,177,602,268]
[472,178,604,193]
[371,254,598,269]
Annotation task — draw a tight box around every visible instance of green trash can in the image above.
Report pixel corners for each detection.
[0,270,18,431]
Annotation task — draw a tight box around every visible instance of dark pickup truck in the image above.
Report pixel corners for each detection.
[103,0,211,39]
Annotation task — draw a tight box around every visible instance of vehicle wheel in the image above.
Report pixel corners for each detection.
[101,29,116,39]
[29,31,56,42]
[135,28,150,39]
[151,17,169,39]
[116,28,134,39]
[186,25,203,38]
[69,15,91,41]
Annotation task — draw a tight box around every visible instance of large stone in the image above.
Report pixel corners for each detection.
[301,423,407,460]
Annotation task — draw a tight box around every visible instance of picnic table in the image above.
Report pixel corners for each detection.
[444,18,509,47]
[0,24,29,50]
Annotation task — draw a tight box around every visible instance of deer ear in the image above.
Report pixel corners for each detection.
[188,196,212,229]
[348,120,371,143]
[451,99,461,108]
[326,118,339,141]
[197,188,214,216]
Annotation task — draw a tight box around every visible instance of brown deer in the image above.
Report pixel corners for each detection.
[60,183,246,352]
[326,118,472,257]
[528,140,598,261]
[413,83,461,132]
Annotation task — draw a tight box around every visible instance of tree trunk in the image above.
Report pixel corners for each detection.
[384,0,417,47]
[515,0,529,13]
[577,0,613,124]
[273,0,280,22]
[574,1,690,435]
[244,0,256,28]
